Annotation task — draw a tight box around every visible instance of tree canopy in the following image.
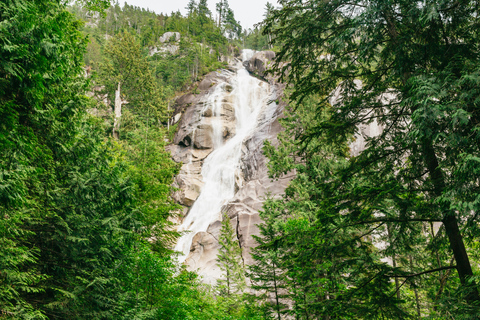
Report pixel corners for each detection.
[0,0,249,318]
[259,0,480,317]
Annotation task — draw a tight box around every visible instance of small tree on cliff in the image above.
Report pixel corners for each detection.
[216,212,245,297]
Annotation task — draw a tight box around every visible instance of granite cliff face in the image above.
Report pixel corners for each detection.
[167,50,292,284]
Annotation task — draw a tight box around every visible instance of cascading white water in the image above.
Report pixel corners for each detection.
[242,49,255,62]
[175,50,270,262]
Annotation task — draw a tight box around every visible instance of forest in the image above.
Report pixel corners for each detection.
[1,0,479,319]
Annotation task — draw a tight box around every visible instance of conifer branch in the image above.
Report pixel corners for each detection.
[387,266,457,278]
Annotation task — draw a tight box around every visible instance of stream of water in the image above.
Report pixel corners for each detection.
[174,50,271,262]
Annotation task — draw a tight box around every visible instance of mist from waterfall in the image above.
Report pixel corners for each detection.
[174,50,270,262]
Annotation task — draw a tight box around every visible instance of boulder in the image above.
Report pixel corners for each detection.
[166,145,212,164]
[194,124,214,149]
[185,231,221,284]
[149,45,179,55]
[202,108,213,117]
[173,174,204,207]
[185,220,222,284]
[243,51,276,78]
[159,31,180,43]
[199,77,214,91]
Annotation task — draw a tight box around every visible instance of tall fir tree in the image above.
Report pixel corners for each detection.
[186,0,197,16]
[197,0,211,27]
[216,212,245,297]
[248,198,287,320]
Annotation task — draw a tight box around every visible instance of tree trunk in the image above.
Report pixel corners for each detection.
[273,266,281,320]
[387,225,400,299]
[113,82,122,139]
[409,256,421,317]
[423,141,479,301]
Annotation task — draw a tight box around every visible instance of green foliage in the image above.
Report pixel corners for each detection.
[260,0,480,317]
[70,0,234,99]
[216,0,242,39]
[100,31,169,123]
[217,212,246,298]
[0,0,223,318]
[76,0,110,14]
[248,197,288,320]
[1,0,92,316]
[121,115,181,254]
[242,2,275,50]
[112,241,224,320]
[198,0,212,26]
[243,27,270,51]
[258,94,413,319]
[151,36,225,92]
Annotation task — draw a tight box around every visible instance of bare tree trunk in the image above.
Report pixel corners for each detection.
[113,82,122,139]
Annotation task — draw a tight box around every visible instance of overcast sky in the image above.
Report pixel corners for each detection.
[121,0,273,30]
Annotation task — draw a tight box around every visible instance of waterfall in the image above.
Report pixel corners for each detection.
[175,50,271,262]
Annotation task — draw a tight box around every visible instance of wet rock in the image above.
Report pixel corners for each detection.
[185,231,221,284]
[237,211,262,265]
[199,78,214,91]
[202,108,213,117]
[185,217,241,285]
[166,145,212,164]
[173,174,204,207]
[221,98,235,118]
[194,124,213,149]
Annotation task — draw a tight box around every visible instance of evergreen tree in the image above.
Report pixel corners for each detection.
[263,0,480,316]
[0,0,250,318]
[100,31,168,137]
[263,3,274,49]
[0,1,141,317]
[223,7,242,39]
[215,0,241,39]
[186,0,197,16]
[215,0,226,27]
[216,212,245,297]
[262,93,412,319]
[1,1,179,318]
[197,0,211,27]
[248,198,287,320]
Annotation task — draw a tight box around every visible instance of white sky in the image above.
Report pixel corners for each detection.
[120,0,272,30]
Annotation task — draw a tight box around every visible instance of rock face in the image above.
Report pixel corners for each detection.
[149,32,181,56]
[159,31,180,43]
[149,45,179,56]
[169,51,292,285]
[167,69,235,217]
[243,50,276,79]
[329,80,393,157]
